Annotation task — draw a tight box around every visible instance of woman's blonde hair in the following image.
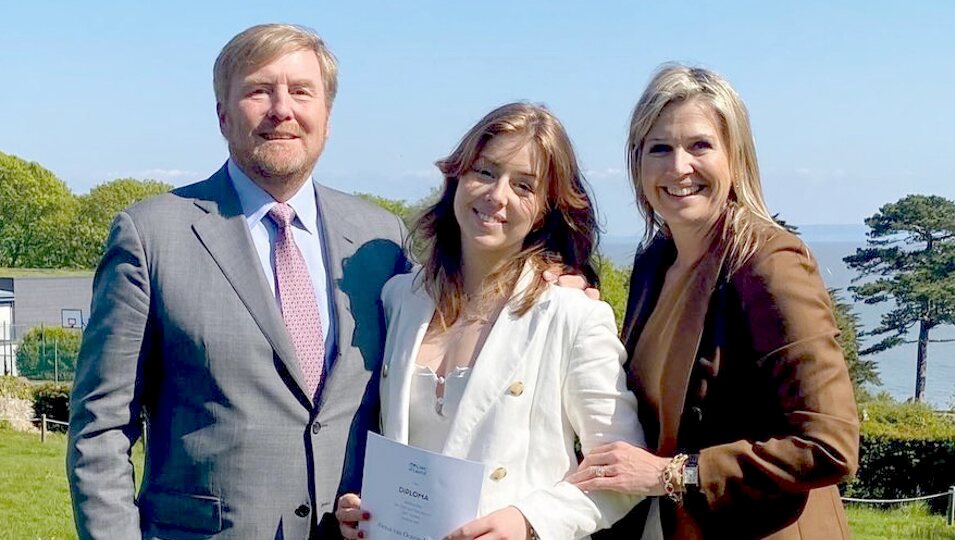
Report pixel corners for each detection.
[213,23,338,109]
[412,102,599,327]
[626,63,781,271]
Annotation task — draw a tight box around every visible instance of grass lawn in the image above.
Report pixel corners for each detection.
[847,502,955,540]
[0,268,93,278]
[0,427,143,540]
[1,425,953,538]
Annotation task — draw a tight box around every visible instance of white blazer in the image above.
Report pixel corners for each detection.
[380,268,647,539]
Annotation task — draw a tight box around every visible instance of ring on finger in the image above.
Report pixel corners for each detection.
[592,465,607,477]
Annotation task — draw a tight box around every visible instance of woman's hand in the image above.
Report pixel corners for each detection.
[443,506,530,540]
[566,441,671,497]
[335,493,370,539]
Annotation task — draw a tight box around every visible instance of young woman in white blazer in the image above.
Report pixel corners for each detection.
[336,102,647,540]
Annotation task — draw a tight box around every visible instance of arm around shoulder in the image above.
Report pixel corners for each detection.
[514,297,646,538]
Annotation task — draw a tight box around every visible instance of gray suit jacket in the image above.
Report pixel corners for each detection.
[67,165,410,539]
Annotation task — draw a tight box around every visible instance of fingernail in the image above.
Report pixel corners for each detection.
[362,511,371,520]
[358,530,365,539]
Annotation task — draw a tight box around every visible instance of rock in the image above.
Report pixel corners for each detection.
[0,396,37,432]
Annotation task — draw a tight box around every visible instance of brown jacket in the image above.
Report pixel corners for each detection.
[609,228,859,539]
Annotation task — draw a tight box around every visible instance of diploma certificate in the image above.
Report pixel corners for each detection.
[361,433,485,540]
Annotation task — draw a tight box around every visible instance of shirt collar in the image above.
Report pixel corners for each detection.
[227,158,318,234]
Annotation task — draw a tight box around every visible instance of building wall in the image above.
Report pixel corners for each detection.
[13,277,93,331]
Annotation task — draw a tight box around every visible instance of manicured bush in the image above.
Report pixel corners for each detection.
[15,326,81,381]
[843,395,955,513]
[32,382,71,430]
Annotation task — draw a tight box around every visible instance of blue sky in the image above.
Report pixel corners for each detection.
[2,1,953,237]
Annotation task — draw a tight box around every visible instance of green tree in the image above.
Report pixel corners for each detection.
[844,194,955,401]
[68,177,171,267]
[15,326,82,381]
[829,288,880,398]
[0,152,77,267]
[595,254,631,330]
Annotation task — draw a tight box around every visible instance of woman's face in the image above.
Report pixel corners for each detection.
[640,98,732,237]
[453,133,542,266]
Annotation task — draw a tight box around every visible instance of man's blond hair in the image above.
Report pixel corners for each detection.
[213,23,338,109]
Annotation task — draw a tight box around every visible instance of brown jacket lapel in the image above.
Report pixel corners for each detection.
[626,235,727,454]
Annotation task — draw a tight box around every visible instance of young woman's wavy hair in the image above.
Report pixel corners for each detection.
[411,102,599,327]
[626,63,782,272]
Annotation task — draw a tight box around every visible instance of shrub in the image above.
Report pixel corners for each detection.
[15,326,81,381]
[0,375,34,400]
[843,395,955,513]
[33,382,71,430]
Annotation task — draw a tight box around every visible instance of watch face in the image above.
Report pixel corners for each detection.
[684,465,699,486]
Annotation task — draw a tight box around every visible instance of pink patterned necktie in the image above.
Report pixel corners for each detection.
[269,202,324,399]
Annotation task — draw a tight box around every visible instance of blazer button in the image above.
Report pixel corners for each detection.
[508,382,524,396]
[690,406,703,423]
[294,503,310,517]
[311,422,322,435]
[382,363,389,378]
[490,467,507,481]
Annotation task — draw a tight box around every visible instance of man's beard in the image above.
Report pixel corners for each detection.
[231,140,318,187]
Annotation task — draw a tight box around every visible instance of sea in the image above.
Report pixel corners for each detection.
[602,225,955,409]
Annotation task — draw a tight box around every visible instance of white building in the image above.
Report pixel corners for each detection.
[1,289,16,376]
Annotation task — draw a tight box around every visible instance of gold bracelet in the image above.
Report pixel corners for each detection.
[662,453,689,504]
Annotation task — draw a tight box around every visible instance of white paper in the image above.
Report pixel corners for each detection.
[361,432,485,540]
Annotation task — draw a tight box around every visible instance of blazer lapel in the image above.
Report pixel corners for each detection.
[442,267,540,458]
[190,167,308,400]
[638,239,726,455]
[621,239,674,357]
[382,274,434,445]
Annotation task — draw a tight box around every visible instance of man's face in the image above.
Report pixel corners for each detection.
[218,49,330,195]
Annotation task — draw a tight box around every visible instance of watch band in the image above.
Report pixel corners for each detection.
[683,453,700,489]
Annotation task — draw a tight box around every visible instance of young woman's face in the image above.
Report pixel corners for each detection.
[453,133,542,266]
[640,98,732,237]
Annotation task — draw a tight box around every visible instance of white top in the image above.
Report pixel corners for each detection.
[380,267,649,539]
[408,365,472,452]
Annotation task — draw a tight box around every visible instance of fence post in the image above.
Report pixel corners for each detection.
[41,414,47,443]
[948,486,954,527]
[54,339,59,383]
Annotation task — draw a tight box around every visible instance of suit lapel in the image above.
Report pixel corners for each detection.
[190,167,309,400]
[442,267,540,458]
[315,184,356,366]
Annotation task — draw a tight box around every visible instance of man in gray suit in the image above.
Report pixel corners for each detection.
[67,24,409,539]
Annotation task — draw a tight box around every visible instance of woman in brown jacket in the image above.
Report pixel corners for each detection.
[567,64,860,539]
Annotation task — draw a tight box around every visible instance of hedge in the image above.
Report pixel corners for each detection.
[842,397,955,513]
[32,382,71,431]
[0,375,34,400]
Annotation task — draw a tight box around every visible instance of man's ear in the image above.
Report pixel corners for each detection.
[217,102,228,136]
